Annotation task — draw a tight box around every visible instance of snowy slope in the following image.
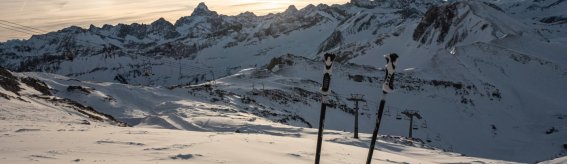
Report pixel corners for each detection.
[0,69,513,163]
[0,119,513,163]
[0,68,126,127]
[0,67,516,163]
[21,51,567,163]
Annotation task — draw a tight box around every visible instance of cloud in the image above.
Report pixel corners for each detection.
[56,1,69,9]
[142,8,190,17]
[229,2,268,8]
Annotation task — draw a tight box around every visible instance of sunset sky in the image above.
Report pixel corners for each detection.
[0,0,349,42]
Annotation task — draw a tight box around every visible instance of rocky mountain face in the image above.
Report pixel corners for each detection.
[1,0,566,163]
[0,67,127,126]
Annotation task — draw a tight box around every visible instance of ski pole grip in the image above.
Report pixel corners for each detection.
[382,53,398,93]
[321,53,336,93]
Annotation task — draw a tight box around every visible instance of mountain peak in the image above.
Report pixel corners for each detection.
[88,24,97,30]
[237,11,257,18]
[284,5,299,14]
[152,18,169,24]
[151,17,174,29]
[191,2,218,17]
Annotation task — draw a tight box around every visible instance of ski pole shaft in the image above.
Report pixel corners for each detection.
[366,95,386,164]
[315,104,327,164]
[366,53,398,164]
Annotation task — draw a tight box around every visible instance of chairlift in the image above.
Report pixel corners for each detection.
[412,123,419,130]
[435,134,441,141]
[396,112,402,120]
[384,106,391,116]
[421,120,428,128]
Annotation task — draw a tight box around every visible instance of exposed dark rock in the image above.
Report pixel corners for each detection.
[318,31,343,53]
[191,2,218,17]
[21,77,51,95]
[149,18,181,39]
[348,74,366,82]
[17,54,67,72]
[545,127,558,134]
[266,54,295,71]
[413,3,458,43]
[482,2,504,12]
[31,95,129,127]
[284,5,299,15]
[114,74,128,84]
[540,16,567,24]
[66,85,93,95]
[351,0,377,9]
[253,13,325,39]
[0,67,21,95]
[543,0,566,9]
[395,8,423,19]
[0,92,10,100]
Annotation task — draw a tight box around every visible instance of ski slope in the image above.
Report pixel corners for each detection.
[0,121,515,163]
[0,68,516,163]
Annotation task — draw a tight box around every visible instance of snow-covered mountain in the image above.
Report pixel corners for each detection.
[1,0,567,163]
[0,68,515,163]
[0,68,127,127]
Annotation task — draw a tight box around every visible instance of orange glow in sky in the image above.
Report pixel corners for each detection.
[0,0,349,41]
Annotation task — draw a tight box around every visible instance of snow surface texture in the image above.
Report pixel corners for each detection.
[1,0,567,163]
[0,121,513,163]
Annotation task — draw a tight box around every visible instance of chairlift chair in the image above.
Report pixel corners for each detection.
[384,106,391,116]
[396,112,402,120]
[412,123,419,130]
[421,120,428,128]
[426,135,432,143]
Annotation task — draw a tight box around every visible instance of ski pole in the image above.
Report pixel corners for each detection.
[314,53,336,164]
[366,53,399,164]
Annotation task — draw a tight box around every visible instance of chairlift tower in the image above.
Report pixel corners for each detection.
[401,110,422,139]
[347,94,366,139]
